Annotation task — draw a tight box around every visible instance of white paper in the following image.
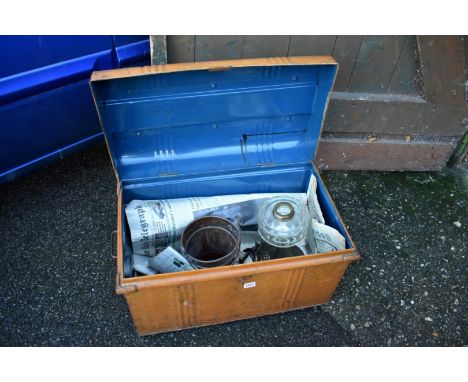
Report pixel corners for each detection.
[148,246,195,273]
[133,254,157,275]
[125,178,324,256]
[306,174,325,224]
[309,221,346,253]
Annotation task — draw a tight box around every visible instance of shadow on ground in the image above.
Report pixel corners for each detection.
[0,143,466,346]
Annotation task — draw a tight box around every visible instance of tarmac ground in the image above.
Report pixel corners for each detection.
[0,143,466,346]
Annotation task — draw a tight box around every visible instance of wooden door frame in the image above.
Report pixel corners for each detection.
[317,36,467,171]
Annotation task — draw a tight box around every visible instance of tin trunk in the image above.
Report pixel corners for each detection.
[91,57,360,335]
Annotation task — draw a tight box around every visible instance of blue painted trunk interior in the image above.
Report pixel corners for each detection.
[91,61,352,277]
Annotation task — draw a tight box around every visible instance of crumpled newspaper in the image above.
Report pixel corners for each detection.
[126,173,347,275]
[125,175,326,256]
[133,246,194,275]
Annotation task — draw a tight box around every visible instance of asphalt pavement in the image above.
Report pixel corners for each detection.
[0,143,466,346]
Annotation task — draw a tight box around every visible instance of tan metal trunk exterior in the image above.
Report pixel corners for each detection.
[115,167,359,336]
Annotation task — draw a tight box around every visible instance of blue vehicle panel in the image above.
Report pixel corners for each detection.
[0,35,150,184]
[0,36,114,78]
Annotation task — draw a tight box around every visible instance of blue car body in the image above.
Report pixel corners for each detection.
[0,35,150,184]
